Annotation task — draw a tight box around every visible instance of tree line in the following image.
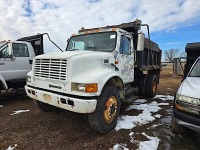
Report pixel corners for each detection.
[164,49,186,62]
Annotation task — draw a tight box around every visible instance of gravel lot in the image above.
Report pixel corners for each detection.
[0,66,199,150]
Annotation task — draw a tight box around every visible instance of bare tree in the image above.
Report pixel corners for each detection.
[164,49,179,62]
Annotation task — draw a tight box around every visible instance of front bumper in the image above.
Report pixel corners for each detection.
[174,107,200,132]
[25,85,97,113]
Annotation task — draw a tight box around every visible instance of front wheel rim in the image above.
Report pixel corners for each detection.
[104,96,118,123]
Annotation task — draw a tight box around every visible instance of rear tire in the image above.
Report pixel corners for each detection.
[171,115,185,134]
[138,75,147,96]
[88,85,121,133]
[145,75,157,98]
[34,100,57,111]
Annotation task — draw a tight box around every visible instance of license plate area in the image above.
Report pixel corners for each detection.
[43,93,52,102]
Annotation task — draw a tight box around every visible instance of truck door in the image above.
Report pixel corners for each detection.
[118,34,134,83]
[0,42,14,81]
[0,42,31,81]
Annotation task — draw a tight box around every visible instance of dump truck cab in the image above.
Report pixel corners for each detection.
[66,28,135,85]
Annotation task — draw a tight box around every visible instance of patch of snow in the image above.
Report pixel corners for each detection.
[129,132,134,143]
[152,123,162,128]
[138,132,160,150]
[149,101,169,106]
[115,113,155,131]
[126,102,161,112]
[134,99,147,103]
[10,110,30,115]
[154,114,162,118]
[111,143,129,150]
[0,105,3,107]
[6,144,18,150]
[154,95,174,101]
[116,100,168,130]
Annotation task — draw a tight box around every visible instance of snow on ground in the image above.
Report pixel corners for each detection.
[129,132,134,143]
[134,99,147,103]
[154,114,162,118]
[115,101,169,131]
[10,110,30,115]
[138,132,160,150]
[110,143,129,150]
[154,95,174,101]
[151,123,162,128]
[114,95,172,149]
[115,100,169,131]
[6,144,18,150]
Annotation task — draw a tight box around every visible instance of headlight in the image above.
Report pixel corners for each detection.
[176,94,200,105]
[71,83,98,93]
[26,76,31,83]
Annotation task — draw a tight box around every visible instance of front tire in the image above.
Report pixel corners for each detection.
[88,85,121,133]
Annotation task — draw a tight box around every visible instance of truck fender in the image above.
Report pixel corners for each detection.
[99,73,124,99]
[0,74,8,90]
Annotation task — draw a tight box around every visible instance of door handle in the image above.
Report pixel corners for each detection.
[0,63,5,65]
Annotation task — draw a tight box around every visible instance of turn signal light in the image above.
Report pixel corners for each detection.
[85,83,98,93]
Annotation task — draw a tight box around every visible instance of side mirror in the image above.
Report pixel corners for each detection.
[137,32,145,51]
[10,54,16,61]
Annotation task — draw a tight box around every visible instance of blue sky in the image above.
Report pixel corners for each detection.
[152,23,200,52]
[0,0,199,56]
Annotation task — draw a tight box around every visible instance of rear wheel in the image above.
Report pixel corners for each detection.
[34,100,57,111]
[145,75,157,98]
[88,85,121,133]
[138,75,147,96]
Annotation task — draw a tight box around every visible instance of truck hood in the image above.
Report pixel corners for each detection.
[35,51,97,59]
[179,77,200,99]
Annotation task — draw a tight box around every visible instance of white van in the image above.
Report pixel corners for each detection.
[172,56,200,133]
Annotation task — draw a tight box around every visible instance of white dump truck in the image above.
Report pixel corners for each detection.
[25,20,162,133]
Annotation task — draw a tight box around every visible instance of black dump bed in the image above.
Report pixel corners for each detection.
[184,42,200,77]
[79,20,162,71]
[17,34,44,56]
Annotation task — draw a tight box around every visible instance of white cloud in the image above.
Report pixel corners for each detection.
[0,0,200,52]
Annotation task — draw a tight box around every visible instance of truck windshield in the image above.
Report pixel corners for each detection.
[188,59,200,77]
[66,31,117,52]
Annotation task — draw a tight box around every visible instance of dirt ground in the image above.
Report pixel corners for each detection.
[0,65,199,150]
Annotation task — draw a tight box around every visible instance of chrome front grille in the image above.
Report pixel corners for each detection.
[34,59,67,81]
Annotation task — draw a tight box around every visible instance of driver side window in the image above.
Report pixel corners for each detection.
[12,43,29,57]
[119,35,131,55]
